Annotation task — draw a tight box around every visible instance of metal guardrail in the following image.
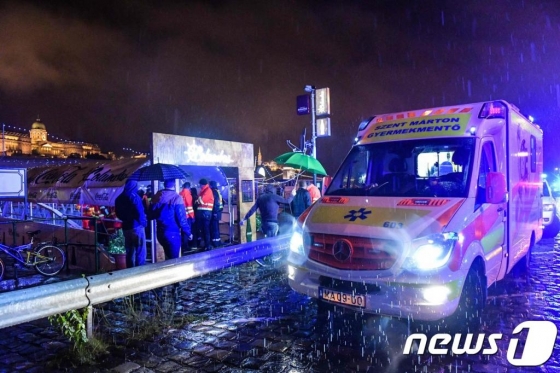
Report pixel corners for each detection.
[0,234,291,329]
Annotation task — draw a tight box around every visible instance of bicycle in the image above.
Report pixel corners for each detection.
[0,230,66,281]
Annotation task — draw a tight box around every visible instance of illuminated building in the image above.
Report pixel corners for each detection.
[1,118,104,158]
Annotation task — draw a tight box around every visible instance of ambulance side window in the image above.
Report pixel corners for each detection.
[530,135,536,173]
[475,141,496,209]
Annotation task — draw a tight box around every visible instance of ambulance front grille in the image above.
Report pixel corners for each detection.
[307,234,400,270]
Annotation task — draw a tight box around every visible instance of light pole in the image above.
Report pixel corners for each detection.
[304,85,317,184]
[2,123,5,156]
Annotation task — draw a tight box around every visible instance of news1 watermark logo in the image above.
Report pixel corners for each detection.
[404,321,557,366]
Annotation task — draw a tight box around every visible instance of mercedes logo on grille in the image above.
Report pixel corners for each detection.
[332,239,353,262]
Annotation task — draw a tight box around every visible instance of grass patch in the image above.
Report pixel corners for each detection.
[119,290,205,341]
[47,308,110,368]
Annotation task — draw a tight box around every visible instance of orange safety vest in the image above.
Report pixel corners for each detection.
[82,209,93,229]
[307,184,322,203]
[197,185,214,211]
[180,188,195,219]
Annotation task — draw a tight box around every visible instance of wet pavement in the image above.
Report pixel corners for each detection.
[1,236,560,372]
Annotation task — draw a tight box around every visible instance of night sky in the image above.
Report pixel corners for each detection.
[1,0,560,174]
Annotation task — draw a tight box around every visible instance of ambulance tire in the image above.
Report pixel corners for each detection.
[445,264,485,333]
[516,233,535,275]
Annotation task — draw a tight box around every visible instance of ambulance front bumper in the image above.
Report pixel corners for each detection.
[287,263,461,322]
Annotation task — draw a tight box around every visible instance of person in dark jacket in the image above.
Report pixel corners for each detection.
[291,180,312,218]
[190,185,199,247]
[148,179,192,260]
[115,179,148,267]
[209,180,224,247]
[241,184,294,237]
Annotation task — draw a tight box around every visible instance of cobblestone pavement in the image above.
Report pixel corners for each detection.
[1,237,560,373]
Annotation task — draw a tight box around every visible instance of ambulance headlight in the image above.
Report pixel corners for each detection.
[404,232,458,271]
[290,230,305,255]
[543,203,555,212]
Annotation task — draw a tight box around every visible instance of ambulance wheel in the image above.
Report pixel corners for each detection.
[445,263,485,333]
[517,233,535,274]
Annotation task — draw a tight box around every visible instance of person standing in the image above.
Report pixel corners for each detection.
[209,181,224,248]
[115,179,148,267]
[307,182,322,204]
[179,182,195,252]
[241,184,294,237]
[190,185,199,247]
[143,186,153,211]
[291,180,312,218]
[439,153,454,175]
[148,179,192,260]
[82,206,93,230]
[195,178,214,250]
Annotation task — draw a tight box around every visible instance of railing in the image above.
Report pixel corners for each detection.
[0,216,107,275]
[0,234,291,329]
[0,214,142,275]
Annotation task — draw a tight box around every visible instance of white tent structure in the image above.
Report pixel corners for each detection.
[26,158,149,206]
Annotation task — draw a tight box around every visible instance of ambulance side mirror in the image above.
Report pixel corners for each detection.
[486,172,507,204]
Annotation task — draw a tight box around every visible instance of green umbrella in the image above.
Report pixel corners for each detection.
[273,152,327,176]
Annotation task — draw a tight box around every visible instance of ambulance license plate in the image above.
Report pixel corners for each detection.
[319,287,366,308]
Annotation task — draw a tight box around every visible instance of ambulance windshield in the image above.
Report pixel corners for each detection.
[326,137,475,198]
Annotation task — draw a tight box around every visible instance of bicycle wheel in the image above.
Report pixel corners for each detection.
[0,258,4,281]
[34,245,66,276]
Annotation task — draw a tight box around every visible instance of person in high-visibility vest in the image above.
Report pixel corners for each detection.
[209,180,224,248]
[180,182,195,252]
[195,178,214,250]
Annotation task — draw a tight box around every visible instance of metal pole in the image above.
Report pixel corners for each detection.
[64,217,69,272]
[23,169,28,220]
[86,305,93,339]
[310,88,317,185]
[150,220,156,263]
[94,217,99,273]
[2,123,5,156]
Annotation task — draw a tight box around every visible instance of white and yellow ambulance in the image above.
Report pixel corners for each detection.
[287,100,543,326]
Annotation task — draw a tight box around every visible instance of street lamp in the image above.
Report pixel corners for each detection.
[2,123,5,157]
[304,85,317,184]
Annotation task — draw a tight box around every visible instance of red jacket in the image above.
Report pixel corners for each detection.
[307,184,322,203]
[180,188,195,219]
[197,185,214,212]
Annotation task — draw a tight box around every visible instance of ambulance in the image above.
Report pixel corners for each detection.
[287,100,543,327]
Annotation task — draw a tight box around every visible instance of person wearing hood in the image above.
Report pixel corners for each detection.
[115,179,148,267]
[291,180,312,218]
[148,179,192,260]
